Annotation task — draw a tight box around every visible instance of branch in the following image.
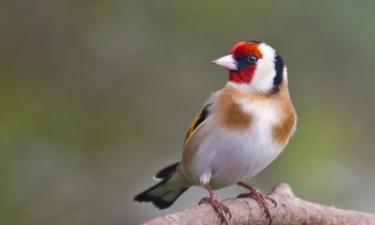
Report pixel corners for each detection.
[141,183,375,225]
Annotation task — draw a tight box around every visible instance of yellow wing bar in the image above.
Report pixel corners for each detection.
[183,104,211,144]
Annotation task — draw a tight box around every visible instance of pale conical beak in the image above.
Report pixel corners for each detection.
[212,54,237,70]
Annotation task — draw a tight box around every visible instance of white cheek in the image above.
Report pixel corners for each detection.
[249,60,275,92]
[248,43,277,92]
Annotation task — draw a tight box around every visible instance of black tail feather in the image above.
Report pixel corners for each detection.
[135,162,188,209]
[134,178,188,209]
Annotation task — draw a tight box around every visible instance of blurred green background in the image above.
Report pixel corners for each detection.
[1,0,375,224]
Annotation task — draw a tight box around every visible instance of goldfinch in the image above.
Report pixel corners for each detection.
[134,40,297,225]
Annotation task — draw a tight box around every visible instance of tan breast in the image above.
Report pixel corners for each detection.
[215,86,253,131]
[218,84,297,148]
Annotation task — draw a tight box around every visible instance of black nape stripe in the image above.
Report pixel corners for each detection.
[273,53,284,92]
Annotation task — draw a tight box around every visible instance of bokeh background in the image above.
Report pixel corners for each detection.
[1,0,375,224]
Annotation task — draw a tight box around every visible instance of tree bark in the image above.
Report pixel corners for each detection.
[141,183,375,225]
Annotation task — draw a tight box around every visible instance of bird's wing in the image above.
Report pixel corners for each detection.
[183,103,212,144]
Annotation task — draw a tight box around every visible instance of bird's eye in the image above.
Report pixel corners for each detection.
[247,55,258,64]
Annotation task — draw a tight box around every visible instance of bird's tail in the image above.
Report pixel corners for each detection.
[134,162,189,209]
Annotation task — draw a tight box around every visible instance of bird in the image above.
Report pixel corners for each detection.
[134,40,297,225]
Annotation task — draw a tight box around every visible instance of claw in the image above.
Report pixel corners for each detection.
[237,182,276,225]
[266,196,277,207]
[200,184,231,225]
[199,196,231,225]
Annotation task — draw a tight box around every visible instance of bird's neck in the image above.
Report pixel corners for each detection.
[225,80,288,97]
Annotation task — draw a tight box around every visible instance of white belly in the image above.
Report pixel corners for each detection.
[188,126,281,189]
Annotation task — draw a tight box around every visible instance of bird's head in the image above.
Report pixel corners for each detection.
[213,41,286,94]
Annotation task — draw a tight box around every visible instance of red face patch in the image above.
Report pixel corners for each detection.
[228,41,262,84]
[229,65,256,83]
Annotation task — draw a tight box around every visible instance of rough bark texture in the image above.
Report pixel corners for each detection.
[141,183,375,225]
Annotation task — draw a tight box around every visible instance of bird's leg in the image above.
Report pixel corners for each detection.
[236,182,276,225]
[199,184,231,225]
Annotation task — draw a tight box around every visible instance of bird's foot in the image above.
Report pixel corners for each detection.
[237,183,276,225]
[199,196,232,225]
